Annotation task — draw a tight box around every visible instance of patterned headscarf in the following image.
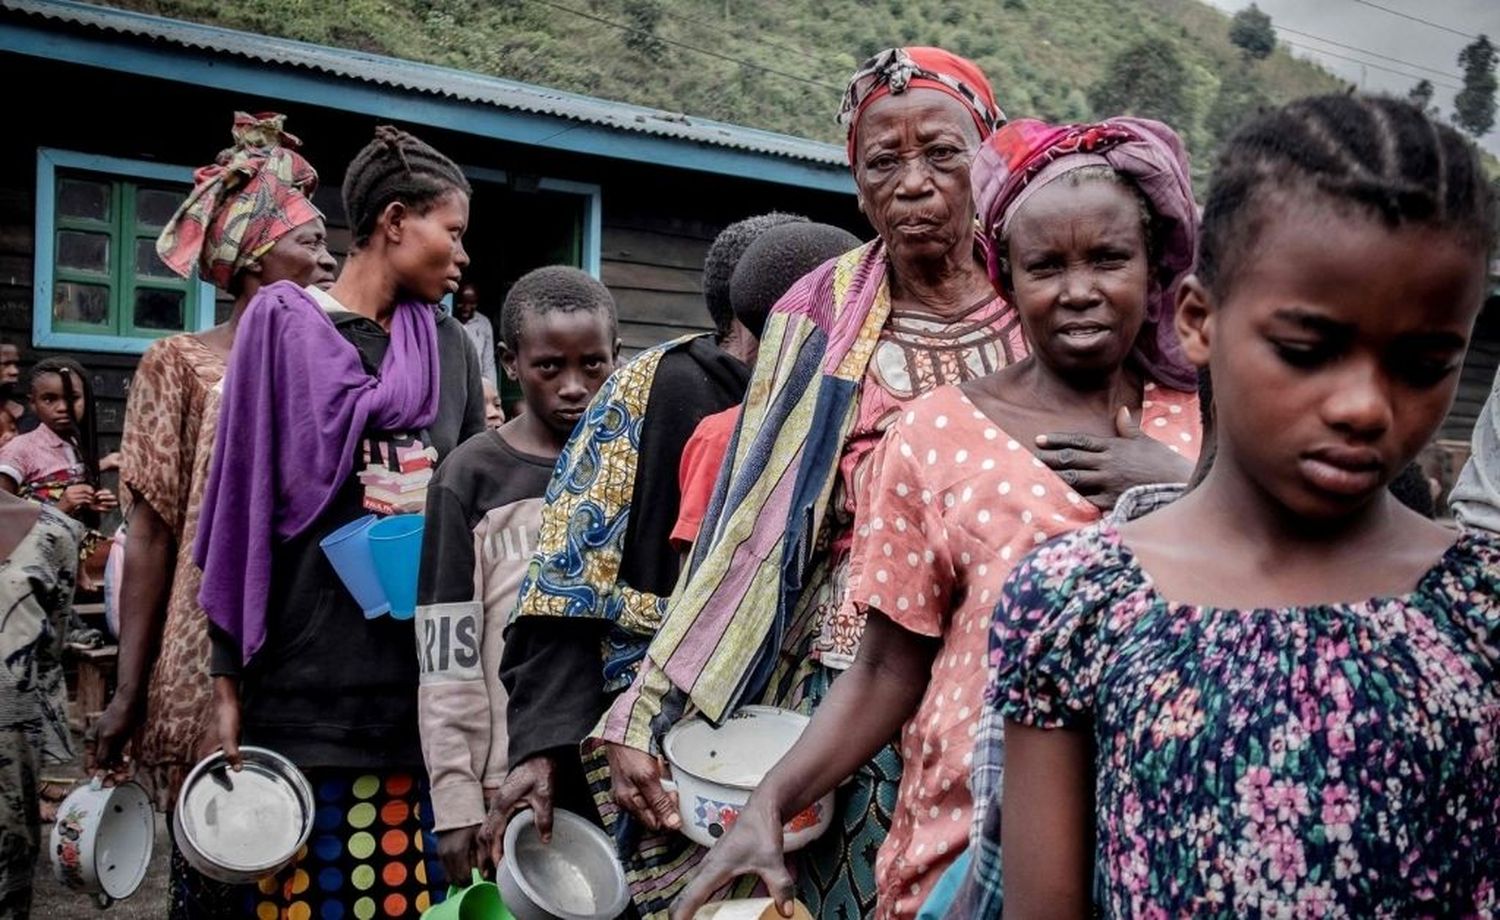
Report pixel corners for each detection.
[157,112,322,291]
[838,47,1003,168]
[972,117,1199,391]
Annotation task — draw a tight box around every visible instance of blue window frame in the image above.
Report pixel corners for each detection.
[34,148,217,354]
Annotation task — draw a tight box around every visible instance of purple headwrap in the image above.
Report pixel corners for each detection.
[972,117,1199,391]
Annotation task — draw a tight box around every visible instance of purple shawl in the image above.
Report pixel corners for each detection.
[971,116,1199,391]
[194,281,440,664]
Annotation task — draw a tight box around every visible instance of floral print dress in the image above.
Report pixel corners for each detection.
[993,523,1500,917]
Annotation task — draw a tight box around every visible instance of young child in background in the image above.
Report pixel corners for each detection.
[0,357,115,518]
[482,377,505,430]
[415,266,620,883]
[995,95,1500,917]
[0,342,24,432]
[671,221,860,552]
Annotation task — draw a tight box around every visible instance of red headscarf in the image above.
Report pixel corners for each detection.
[838,47,1003,168]
[157,112,322,291]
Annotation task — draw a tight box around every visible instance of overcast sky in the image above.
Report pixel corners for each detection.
[1202,0,1498,154]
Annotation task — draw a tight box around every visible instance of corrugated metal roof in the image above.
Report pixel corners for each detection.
[4,0,847,169]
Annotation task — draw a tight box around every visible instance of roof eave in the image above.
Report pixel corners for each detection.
[0,1,855,193]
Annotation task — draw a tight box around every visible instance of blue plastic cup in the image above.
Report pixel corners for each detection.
[367,514,425,621]
[319,514,391,619]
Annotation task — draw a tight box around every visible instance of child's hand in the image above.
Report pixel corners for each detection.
[98,452,122,473]
[58,484,95,515]
[436,825,484,884]
[90,488,118,513]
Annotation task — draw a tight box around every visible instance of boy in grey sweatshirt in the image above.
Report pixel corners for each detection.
[415,266,620,882]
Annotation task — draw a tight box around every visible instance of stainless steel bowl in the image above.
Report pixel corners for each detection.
[173,746,315,885]
[499,809,629,920]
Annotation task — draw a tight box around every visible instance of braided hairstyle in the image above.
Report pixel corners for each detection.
[342,126,471,248]
[730,222,861,339]
[500,266,618,352]
[1199,94,1496,299]
[702,212,808,339]
[31,356,99,486]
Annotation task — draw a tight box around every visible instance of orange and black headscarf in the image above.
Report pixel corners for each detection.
[838,47,1004,168]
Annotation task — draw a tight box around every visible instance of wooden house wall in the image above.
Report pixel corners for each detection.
[1441,300,1499,443]
[0,54,864,457]
[7,51,1496,468]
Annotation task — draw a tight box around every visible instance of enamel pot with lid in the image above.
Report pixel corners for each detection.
[50,777,155,908]
[174,746,315,884]
[660,705,833,851]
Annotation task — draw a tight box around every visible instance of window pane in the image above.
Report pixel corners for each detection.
[135,237,179,279]
[136,188,185,229]
[134,287,185,331]
[53,282,111,326]
[57,178,110,222]
[57,231,110,274]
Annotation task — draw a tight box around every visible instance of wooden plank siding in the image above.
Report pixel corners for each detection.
[8,46,1497,468]
[1442,301,1500,442]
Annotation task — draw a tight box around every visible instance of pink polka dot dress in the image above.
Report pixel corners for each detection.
[844,382,1200,919]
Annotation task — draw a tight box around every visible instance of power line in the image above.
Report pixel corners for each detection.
[1345,0,1477,40]
[645,4,840,69]
[522,0,844,94]
[1281,39,1463,90]
[1274,23,1463,82]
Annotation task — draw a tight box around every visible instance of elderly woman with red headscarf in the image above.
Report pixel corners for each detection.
[88,111,335,917]
[575,47,1017,918]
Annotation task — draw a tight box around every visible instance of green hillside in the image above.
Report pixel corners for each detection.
[105,0,1349,179]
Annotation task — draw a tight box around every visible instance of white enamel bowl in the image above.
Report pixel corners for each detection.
[50,778,155,907]
[661,705,833,852]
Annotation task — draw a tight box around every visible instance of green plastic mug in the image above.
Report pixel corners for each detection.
[421,869,514,920]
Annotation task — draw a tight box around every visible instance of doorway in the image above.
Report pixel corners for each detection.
[458,171,600,412]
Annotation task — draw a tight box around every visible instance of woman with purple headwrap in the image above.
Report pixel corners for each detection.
[675,115,1203,920]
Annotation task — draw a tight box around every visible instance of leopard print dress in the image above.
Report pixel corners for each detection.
[119,334,225,811]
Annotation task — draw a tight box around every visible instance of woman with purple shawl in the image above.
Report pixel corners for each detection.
[673,115,1203,920]
[195,126,484,917]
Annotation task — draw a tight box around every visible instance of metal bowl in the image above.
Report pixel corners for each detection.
[173,746,315,885]
[499,808,629,920]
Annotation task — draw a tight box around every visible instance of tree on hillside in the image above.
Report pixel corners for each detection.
[1229,4,1275,61]
[623,0,667,61]
[1456,35,1497,138]
[1207,70,1269,155]
[1408,79,1435,112]
[1089,39,1196,130]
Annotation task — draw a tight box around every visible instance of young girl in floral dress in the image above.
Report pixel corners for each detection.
[993,95,1500,917]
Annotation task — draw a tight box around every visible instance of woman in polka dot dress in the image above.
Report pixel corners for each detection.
[673,116,1202,920]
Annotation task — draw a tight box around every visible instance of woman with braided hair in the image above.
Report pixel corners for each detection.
[197,125,484,918]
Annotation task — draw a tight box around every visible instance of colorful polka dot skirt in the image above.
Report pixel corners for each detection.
[249,770,447,920]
